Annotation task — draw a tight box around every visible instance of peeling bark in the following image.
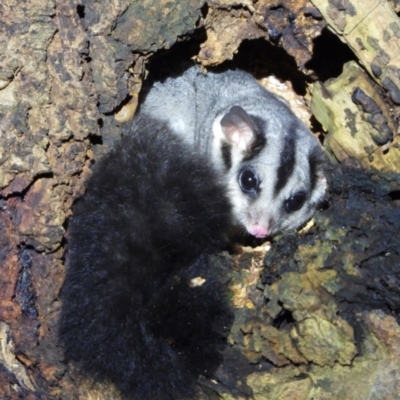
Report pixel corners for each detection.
[0,0,400,399]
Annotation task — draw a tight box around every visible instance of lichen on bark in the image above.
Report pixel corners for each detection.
[1,0,400,398]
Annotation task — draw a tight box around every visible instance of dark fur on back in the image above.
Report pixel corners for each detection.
[59,116,234,400]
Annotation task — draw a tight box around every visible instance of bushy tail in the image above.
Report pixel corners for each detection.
[59,116,234,399]
[59,253,233,400]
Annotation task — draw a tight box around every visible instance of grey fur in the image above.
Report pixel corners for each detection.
[140,66,326,237]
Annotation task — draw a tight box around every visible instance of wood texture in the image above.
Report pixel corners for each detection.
[0,0,399,398]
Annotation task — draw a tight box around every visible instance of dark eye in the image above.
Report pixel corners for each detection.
[285,192,307,213]
[239,169,259,194]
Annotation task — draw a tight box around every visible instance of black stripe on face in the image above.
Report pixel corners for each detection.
[221,141,232,170]
[308,145,325,192]
[274,126,297,196]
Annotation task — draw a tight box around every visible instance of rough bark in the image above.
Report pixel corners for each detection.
[0,0,399,399]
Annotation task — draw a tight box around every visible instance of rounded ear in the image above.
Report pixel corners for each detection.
[220,106,258,152]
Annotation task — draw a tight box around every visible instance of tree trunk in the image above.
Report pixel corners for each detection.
[1,0,399,399]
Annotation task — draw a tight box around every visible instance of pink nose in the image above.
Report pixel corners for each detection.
[247,224,269,238]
